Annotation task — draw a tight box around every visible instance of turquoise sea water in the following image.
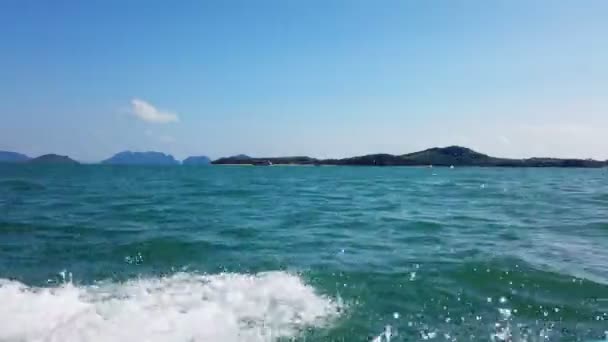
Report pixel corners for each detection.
[0,165,607,341]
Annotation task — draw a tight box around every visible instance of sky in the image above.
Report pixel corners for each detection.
[1,0,607,162]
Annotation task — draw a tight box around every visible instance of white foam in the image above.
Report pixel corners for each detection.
[371,325,393,342]
[0,271,342,342]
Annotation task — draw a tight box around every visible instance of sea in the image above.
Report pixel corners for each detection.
[0,164,607,342]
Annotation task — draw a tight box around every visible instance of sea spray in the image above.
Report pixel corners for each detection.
[0,271,342,342]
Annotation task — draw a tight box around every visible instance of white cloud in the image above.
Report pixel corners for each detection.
[131,98,179,124]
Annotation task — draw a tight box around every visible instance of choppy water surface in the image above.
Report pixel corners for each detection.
[1,165,607,341]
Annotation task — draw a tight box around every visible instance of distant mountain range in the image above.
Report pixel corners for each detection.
[182,156,211,165]
[29,154,79,165]
[213,155,317,165]
[212,146,607,168]
[1,147,606,167]
[0,151,30,163]
[102,151,180,165]
[0,152,79,164]
[319,146,607,167]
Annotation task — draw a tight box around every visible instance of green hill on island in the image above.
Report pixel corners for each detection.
[0,146,605,167]
[28,154,79,164]
[0,151,30,163]
[213,146,607,168]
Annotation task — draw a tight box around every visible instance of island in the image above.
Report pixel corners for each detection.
[28,154,79,164]
[102,151,179,165]
[0,146,605,167]
[213,146,607,168]
[0,151,30,163]
[182,156,212,165]
[213,155,317,165]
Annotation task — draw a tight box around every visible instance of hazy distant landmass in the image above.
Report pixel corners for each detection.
[213,155,317,165]
[320,146,607,167]
[182,156,211,165]
[0,151,30,163]
[231,154,251,160]
[28,154,79,165]
[0,146,606,167]
[213,146,607,168]
[102,151,179,165]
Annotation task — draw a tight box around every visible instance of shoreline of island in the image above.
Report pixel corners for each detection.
[1,146,606,168]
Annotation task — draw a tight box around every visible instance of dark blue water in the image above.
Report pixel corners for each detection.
[1,165,607,341]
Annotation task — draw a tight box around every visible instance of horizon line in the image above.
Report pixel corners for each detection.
[2,145,607,163]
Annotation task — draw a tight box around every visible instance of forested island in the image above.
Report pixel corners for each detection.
[1,146,606,167]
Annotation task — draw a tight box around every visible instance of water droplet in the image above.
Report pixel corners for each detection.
[499,296,507,304]
[393,312,400,319]
[421,330,437,340]
[498,308,512,318]
[487,297,493,303]
[409,272,417,281]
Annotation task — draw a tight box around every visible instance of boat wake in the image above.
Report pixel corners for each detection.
[0,271,342,342]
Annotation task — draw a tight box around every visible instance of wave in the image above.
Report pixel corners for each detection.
[0,271,342,342]
[0,179,45,191]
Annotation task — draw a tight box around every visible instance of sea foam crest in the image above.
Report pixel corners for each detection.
[0,271,341,342]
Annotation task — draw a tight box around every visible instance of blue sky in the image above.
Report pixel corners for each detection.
[1,0,607,161]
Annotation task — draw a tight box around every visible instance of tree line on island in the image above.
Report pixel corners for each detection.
[0,146,606,167]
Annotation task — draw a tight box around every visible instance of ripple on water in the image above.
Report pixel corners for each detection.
[0,179,46,191]
[1,166,607,340]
